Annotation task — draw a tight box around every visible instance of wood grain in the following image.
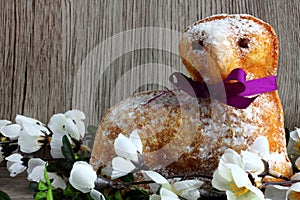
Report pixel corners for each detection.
[0,0,299,199]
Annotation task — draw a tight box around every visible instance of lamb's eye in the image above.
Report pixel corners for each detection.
[191,40,204,50]
[238,38,250,48]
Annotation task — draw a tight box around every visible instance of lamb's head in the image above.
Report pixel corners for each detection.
[179,14,278,84]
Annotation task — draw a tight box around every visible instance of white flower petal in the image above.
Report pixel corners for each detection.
[49,173,66,189]
[18,130,43,153]
[50,133,64,158]
[160,188,180,200]
[5,153,23,163]
[6,154,26,177]
[290,182,300,193]
[65,110,86,120]
[248,136,270,159]
[290,128,300,141]
[0,120,11,127]
[16,115,43,125]
[179,187,201,200]
[241,151,265,174]
[48,113,67,135]
[230,165,251,188]
[149,194,161,200]
[225,190,237,200]
[247,185,265,199]
[212,169,231,191]
[220,149,243,167]
[22,123,49,137]
[27,165,45,182]
[295,158,300,170]
[65,118,80,140]
[75,120,85,138]
[90,189,106,200]
[8,162,26,177]
[1,124,21,138]
[142,170,169,185]
[129,130,143,154]
[111,157,135,179]
[27,158,46,175]
[27,158,66,189]
[69,161,97,193]
[287,129,300,157]
[173,180,203,191]
[217,162,234,183]
[265,185,288,200]
[292,172,300,181]
[114,133,138,161]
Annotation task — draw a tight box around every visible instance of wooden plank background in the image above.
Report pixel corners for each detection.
[0,0,299,199]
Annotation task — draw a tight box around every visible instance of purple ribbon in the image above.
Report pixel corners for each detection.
[169,68,277,109]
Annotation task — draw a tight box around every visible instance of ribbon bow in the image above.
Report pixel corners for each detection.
[169,68,277,109]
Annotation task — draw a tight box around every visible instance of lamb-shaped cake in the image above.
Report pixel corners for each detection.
[90,14,292,178]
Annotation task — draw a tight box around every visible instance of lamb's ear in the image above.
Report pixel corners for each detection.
[179,14,279,82]
[237,15,279,77]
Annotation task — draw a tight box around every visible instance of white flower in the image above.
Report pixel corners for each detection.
[47,113,66,135]
[212,149,265,200]
[264,173,300,200]
[150,188,180,200]
[143,170,203,200]
[295,157,300,170]
[0,120,21,139]
[212,164,264,200]
[15,115,44,125]
[0,120,11,127]
[285,173,300,200]
[241,150,265,176]
[48,110,86,139]
[114,130,142,161]
[90,188,106,200]
[264,185,288,200]
[48,110,86,158]
[27,158,66,189]
[248,136,270,160]
[5,153,27,177]
[49,132,65,158]
[69,161,97,193]
[110,130,143,179]
[287,128,300,161]
[287,183,300,200]
[111,157,136,179]
[64,110,86,138]
[18,123,50,153]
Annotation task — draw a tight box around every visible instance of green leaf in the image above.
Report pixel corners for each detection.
[87,125,97,135]
[28,182,39,192]
[51,189,64,200]
[38,181,48,191]
[44,164,52,187]
[47,160,73,177]
[120,173,134,182]
[34,191,47,200]
[62,135,76,163]
[0,190,12,200]
[63,183,77,196]
[46,188,53,200]
[113,191,122,200]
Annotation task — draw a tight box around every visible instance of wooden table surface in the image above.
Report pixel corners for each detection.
[0,166,33,199]
[0,0,299,199]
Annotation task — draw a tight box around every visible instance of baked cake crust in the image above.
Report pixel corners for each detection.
[90,14,292,178]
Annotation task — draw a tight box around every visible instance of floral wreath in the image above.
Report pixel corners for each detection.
[0,109,300,200]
